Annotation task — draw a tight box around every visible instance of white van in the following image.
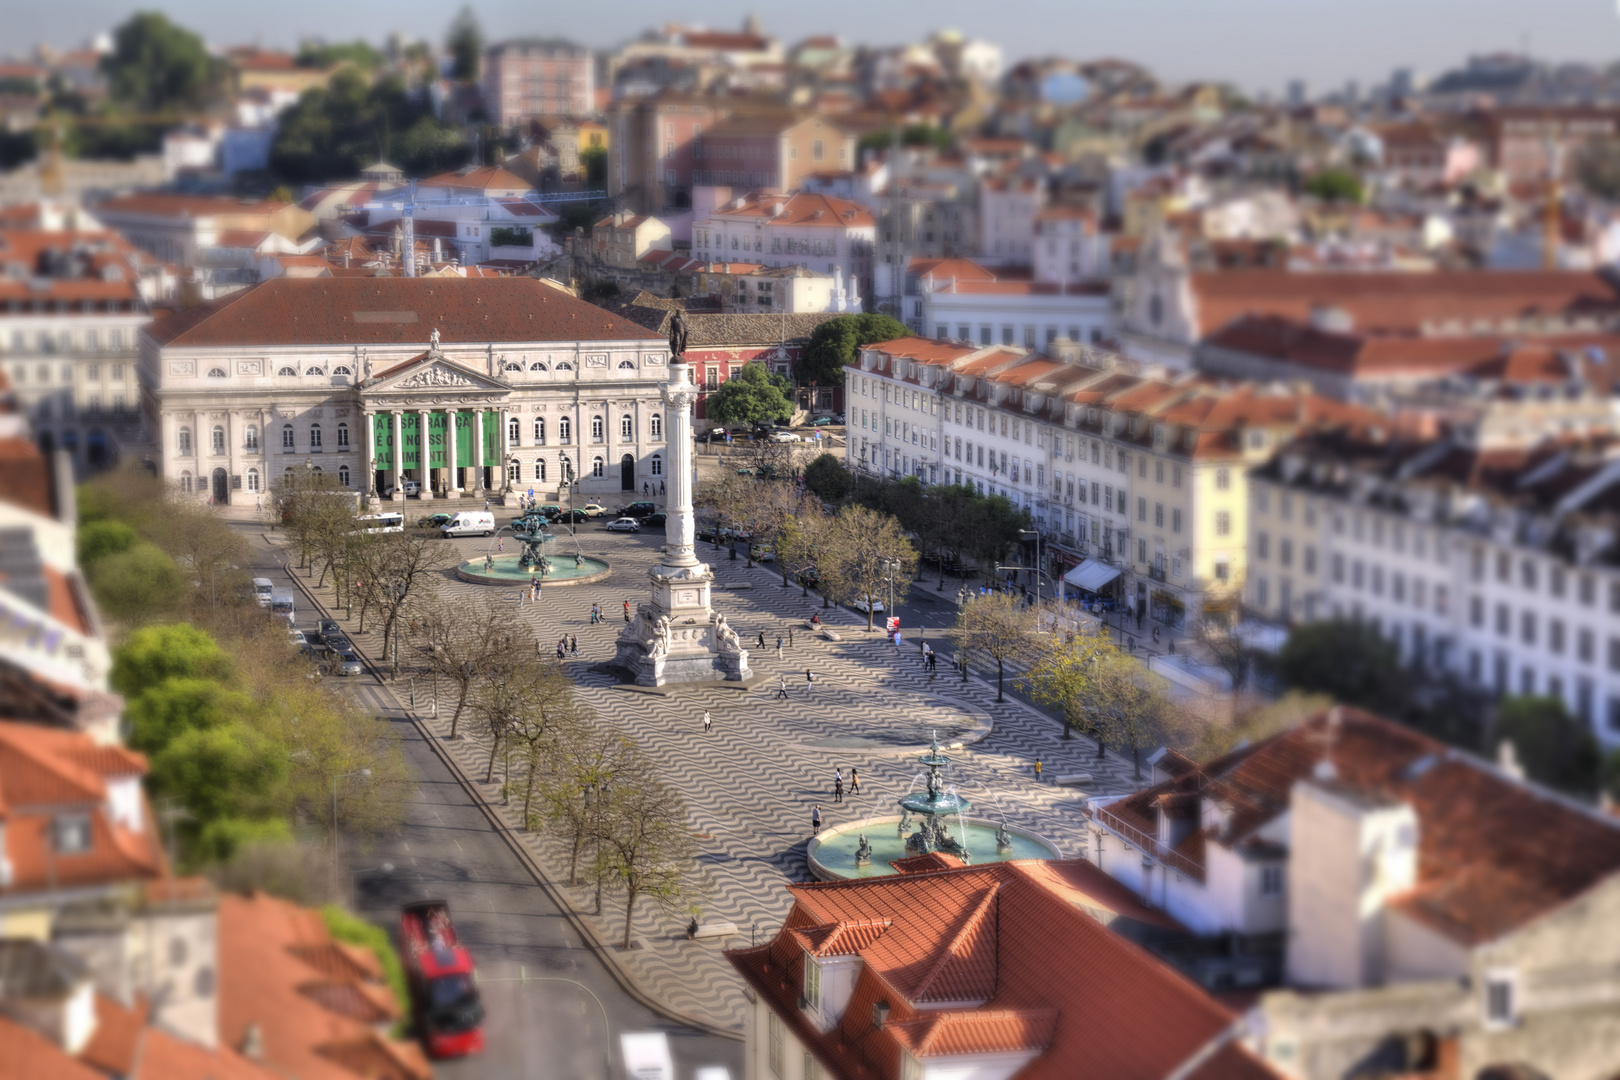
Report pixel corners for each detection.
[441,511,496,538]
[252,577,274,607]
[269,589,295,625]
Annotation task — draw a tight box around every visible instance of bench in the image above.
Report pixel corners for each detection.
[820,628,842,642]
[947,741,965,751]
[691,921,739,940]
[1054,772,1095,787]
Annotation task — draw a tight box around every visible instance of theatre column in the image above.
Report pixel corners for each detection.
[446,409,461,498]
[417,409,432,498]
[390,411,404,501]
[473,408,486,492]
[363,409,377,505]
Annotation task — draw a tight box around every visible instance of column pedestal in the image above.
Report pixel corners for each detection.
[612,360,751,686]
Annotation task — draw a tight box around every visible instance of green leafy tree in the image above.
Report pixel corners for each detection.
[77,520,137,567]
[112,623,233,698]
[1025,625,1116,740]
[1493,695,1599,795]
[271,70,469,184]
[102,12,221,112]
[581,145,607,189]
[296,40,385,71]
[1277,619,1401,711]
[86,542,184,625]
[819,505,917,631]
[447,6,484,82]
[1303,167,1364,204]
[704,362,794,428]
[125,678,256,753]
[802,453,853,502]
[797,313,910,387]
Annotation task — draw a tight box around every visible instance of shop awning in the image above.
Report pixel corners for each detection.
[1063,559,1121,593]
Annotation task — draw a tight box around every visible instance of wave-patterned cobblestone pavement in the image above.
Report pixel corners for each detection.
[287,534,1144,1031]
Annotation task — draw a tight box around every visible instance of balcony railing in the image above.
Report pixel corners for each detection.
[1096,804,1205,882]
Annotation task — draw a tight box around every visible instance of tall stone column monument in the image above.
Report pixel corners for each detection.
[613,312,752,686]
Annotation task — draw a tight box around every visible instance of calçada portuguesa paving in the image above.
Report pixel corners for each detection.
[288,525,1144,1032]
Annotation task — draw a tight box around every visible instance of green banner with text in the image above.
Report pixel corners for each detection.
[373,414,393,470]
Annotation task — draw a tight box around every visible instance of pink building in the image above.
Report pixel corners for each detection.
[483,39,594,128]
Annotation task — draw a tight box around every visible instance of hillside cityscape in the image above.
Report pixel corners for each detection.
[4,8,1620,1080]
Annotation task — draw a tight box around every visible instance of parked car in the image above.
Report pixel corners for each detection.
[417,512,453,529]
[750,544,776,562]
[850,597,886,614]
[797,569,821,589]
[809,415,842,426]
[553,508,590,523]
[616,501,658,519]
[643,511,668,527]
[578,503,609,518]
[604,517,641,533]
[324,646,363,677]
[768,431,802,443]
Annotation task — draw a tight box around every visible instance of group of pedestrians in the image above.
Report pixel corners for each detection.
[554,635,577,659]
[809,767,861,834]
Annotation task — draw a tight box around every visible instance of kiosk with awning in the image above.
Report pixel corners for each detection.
[1063,559,1122,599]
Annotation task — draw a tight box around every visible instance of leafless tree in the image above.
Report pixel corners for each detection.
[819,505,917,631]
[418,599,510,739]
[949,592,1041,702]
[596,747,703,950]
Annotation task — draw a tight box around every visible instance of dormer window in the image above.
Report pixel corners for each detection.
[802,954,821,1010]
[55,814,91,853]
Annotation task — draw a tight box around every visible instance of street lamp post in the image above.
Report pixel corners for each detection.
[331,768,372,901]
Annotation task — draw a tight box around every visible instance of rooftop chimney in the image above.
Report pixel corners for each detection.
[240,1022,264,1060]
[1497,739,1525,782]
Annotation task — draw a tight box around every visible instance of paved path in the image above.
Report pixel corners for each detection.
[280,524,1143,1032]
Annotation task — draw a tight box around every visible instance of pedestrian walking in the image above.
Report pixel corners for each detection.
[660,480,666,495]
[787,627,794,648]
[757,631,767,649]
[556,640,566,660]
[775,675,789,700]
[624,600,631,622]
[775,636,783,659]
[811,805,822,833]
[484,498,490,512]
[849,768,859,795]
[834,776,844,803]
[643,482,650,496]
[570,635,578,655]
[805,669,814,695]
[1034,758,1043,783]
[702,709,712,734]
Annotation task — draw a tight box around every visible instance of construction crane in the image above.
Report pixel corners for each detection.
[362,180,607,276]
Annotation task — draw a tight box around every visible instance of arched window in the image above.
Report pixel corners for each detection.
[558,418,572,443]
[555,361,573,371]
[507,458,520,481]
[180,471,192,493]
[651,454,663,476]
[207,367,227,378]
[278,367,297,377]
[246,468,259,491]
[592,456,604,477]
[533,417,546,444]
[338,465,350,487]
[650,414,663,439]
[311,465,322,474]
[535,458,547,482]
[305,366,325,376]
[618,359,636,369]
[245,425,258,450]
[620,415,633,440]
[332,366,352,377]
[591,416,604,442]
[336,423,349,448]
[529,361,547,371]
[211,426,225,454]
[505,361,523,372]
[282,424,295,449]
[309,424,322,449]
[178,427,192,455]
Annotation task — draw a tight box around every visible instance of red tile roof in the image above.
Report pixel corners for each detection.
[218,892,430,1080]
[0,435,55,517]
[0,229,144,304]
[419,165,533,192]
[0,1016,104,1080]
[706,191,875,229]
[1189,269,1620,337]
[94,194,289,219]
[144,278,661,348]
[1099,708,1620,944]
[863,337,983,366]
[728,860,1277,1080]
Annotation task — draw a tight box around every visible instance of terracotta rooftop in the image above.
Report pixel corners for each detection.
[218,891,430,1080]
[861,336,983,366]
[94,194,289,219]
[145,278,661,349]
[1098,708,1620,944]
[703,191,875,229]
[1188,269,1620,337]
[727,860,1275,1080]
[419,165,533,192]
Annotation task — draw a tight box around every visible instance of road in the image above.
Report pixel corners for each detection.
[239,526,744,1080]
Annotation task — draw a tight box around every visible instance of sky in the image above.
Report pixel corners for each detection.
[13,0,1620,95]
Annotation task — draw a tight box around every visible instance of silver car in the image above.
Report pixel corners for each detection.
[326,647,363,676]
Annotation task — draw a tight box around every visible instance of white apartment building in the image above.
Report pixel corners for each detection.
[692,191,875,302]
[977,175,1045,263]
[1033,205,1111,283]
[1250,429,1620,745]
[920,275,1111,351]
[0,227,152,473]
[849,338,1366,624]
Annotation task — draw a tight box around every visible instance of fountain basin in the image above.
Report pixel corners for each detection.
[456,553,612,587]
[806,815,1061,881]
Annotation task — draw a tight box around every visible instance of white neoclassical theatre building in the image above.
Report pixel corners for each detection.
[139,277,675,505]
